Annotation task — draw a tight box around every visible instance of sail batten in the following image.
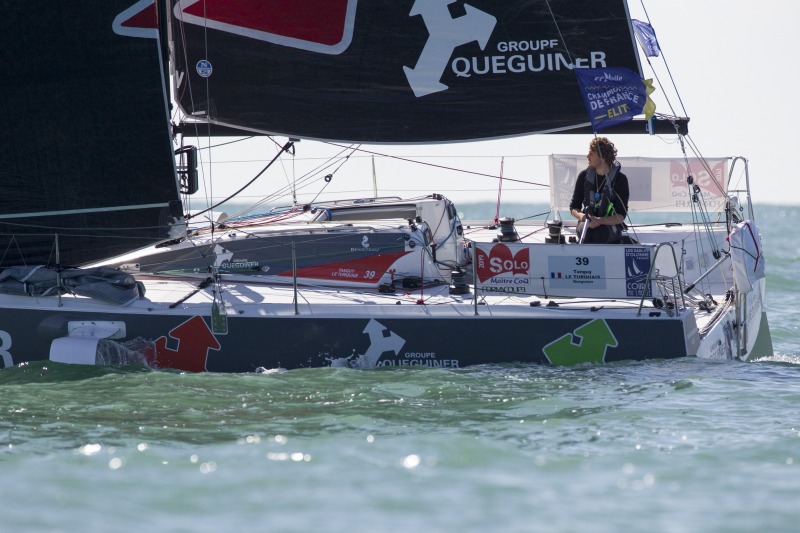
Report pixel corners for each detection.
[0,203,178,221]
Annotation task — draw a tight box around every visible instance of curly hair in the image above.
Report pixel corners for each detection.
[590,137,617,165]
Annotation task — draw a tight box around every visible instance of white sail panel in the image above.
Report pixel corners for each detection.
[550,155,729,213]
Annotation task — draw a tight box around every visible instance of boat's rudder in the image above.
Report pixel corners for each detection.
[747,311,774,360]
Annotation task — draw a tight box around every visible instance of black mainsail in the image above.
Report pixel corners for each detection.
[171,0,643,142]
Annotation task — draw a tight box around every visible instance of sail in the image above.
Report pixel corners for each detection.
[171,0,642,142]
[0,1,182,267]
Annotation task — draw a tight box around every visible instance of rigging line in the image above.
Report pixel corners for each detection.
[676,133,719,257]
[247,143,396,211]
[211,200,299,229]
[0,235,26,267]
[189,140,296,220]
[217,175,311,220]
[638,56,679,117]
[155,237,218,275]
[284,147,340,206]
[190,135,256,150]
[206,206,309,229]
[307,147,360,206]
[239,143,357,216]
[683,134,728,197]
[494,157,504,225]
[667,123,728,201]
[239,152,352,216]
[273,139,295,203]
[513,210,554,223]
[201,0,214,243]
[231,178,312,217]
[322,142,550,188]
[543,0,574,63]
[637,0,688,117]
[291,138,298,205]
[295,144,357,182]
[174,5,215,218]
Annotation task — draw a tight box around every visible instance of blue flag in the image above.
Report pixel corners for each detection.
[573,67,654,131]
[632,19,661,57]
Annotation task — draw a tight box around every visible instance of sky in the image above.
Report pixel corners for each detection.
[185,0,798,212]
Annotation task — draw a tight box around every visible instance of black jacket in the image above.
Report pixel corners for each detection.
[569,166,630,218]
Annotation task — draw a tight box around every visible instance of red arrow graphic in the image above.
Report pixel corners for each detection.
[147,316,221,372]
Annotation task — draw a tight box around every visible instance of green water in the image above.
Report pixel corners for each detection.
[1,204,799,532]
[2,360,798,532]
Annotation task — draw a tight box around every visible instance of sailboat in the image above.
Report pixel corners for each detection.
[0,0,772,372]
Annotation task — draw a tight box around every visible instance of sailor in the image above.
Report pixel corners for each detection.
[570,137,630,244]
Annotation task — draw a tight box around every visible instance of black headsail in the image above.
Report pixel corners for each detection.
[0,1,183,267]
[171,0,643,142]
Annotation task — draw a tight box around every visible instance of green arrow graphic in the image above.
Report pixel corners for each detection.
[542,319,618,366]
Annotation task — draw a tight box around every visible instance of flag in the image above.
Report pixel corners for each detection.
[632,19,661,57]
[642,78,656,121]
[574,67,656,131]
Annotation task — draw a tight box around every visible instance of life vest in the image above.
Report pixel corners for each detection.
[584,162,620,218]
[579,162,623,244]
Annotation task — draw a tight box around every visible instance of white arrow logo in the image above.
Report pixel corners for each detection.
[359,319,406,367]
[328,319,406,369]
[213,244,233,267]
[404,0,496,97]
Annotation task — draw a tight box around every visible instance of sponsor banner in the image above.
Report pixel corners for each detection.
[550,155,728,213]
[283,251,409,285]
[549,254,606,291]
[475,243,653,298]
[475,243,532,294]
[625,246,652,297]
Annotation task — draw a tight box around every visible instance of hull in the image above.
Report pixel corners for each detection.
[0,211,771,373]
[694,277,768,361]
[0,302,691,372]
[0,214,772,373]
[0,273,765,372]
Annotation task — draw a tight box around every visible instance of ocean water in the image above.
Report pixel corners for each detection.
[1,204,798,533]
